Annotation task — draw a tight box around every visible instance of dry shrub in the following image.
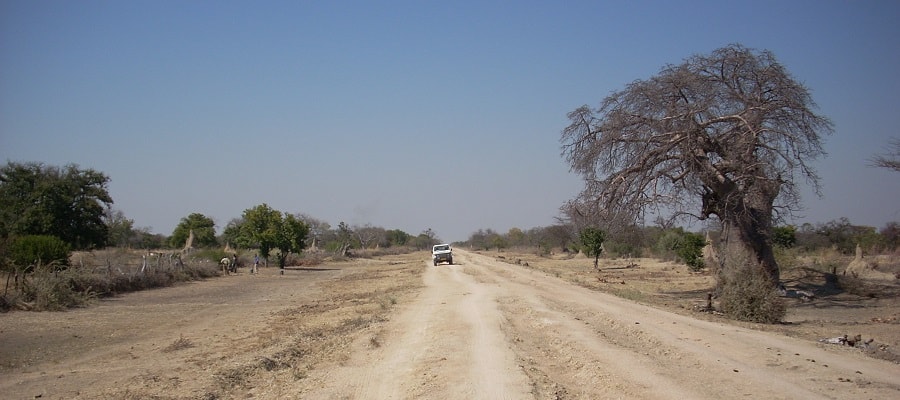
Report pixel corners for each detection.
[717,247,786,324]
[343,246,418,259]
[836,274,879,298]
[298,252,325,267]
[18,265,96,311]
[281,252,305,267]
[4,257,220,311]
[162,335,195,352]
[215,365,254,389]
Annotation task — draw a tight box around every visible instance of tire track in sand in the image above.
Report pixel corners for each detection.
[308,259,532,399]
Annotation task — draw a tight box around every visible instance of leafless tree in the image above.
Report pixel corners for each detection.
[354,224,385,249]
[870,137,900,172]
[297,213,331,249]
[560,45,833,286]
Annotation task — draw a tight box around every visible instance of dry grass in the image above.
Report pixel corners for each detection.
[201,253,425,397]
[2,248,222,311]
[162,335,195,353]
[483,247,900,363]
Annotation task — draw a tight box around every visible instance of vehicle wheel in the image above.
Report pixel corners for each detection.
[448,257,453,265]
[433,261,437,266]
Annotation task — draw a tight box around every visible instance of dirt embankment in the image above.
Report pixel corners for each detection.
[1,250,899,399]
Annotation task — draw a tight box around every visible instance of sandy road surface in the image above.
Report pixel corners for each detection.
[455,251,900,399]
[302,250,900,399]
[301,251,532,399]
[2,250,899,399]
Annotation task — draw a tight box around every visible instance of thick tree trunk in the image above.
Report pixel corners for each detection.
[719,204,780,288]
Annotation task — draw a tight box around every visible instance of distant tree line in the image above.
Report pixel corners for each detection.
[0,161,438,275]
[460,218,899,262]
[1,160,896,276]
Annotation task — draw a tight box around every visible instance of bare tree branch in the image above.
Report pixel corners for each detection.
[559,44,833,285]
[870,138,900,172]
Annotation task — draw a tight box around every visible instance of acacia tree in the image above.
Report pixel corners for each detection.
[560,45,833,287]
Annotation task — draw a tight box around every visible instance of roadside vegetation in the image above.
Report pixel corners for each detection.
[0,161,439,312]
[457,218,899,324]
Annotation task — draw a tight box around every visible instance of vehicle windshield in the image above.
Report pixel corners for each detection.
[434,245,449,251]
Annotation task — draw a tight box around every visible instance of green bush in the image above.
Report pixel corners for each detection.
[579,227,605,270]
[8,235,71,269]
[676,232,706,271]
[773,225,797,248]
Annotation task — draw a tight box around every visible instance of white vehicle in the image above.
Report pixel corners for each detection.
[432,243,453,266]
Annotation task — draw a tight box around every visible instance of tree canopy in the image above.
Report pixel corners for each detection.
[560,44,833,286]
[170,213,217,248]
[104,208,135,248]
[231,204,309,268]
[579,227,605,271]
[385,229,412,247]
[0,162,112,249]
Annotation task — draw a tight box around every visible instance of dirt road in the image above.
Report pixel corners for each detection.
[2,250,898,399]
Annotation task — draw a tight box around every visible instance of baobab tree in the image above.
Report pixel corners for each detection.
[560,44,833,287]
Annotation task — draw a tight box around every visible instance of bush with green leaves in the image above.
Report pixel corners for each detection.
[8,235,71,269]
[773,225,797,248]
[579,227,605,270]
[229,204,309,268]
[652,228,705,269]
[675,232,706,271]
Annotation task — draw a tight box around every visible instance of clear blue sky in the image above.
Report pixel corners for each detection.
[2,1,898,242]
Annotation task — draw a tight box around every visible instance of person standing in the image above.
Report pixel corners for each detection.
[252,254,259,274]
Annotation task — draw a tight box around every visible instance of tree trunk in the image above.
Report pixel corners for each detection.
[719,206,780,288]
